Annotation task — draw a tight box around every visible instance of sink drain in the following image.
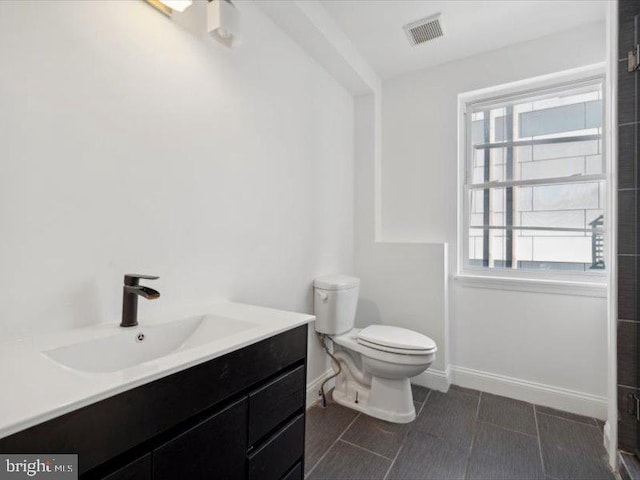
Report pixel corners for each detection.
[136,333,145,343]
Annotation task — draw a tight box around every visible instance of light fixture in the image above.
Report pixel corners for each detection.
[146,0,193,16]
[207,0,239,47]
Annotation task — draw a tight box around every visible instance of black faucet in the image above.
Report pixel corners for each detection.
[121,274,160,328]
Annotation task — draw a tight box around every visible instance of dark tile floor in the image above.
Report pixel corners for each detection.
[305,386,614,480]
[620,452,640,480]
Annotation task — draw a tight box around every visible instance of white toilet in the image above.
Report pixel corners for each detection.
[314,274,437,423]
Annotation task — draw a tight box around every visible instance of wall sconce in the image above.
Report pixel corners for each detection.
[146,0,193,16]
[207,0,239,47]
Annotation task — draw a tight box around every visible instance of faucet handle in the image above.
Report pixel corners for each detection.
[124,274,159,286]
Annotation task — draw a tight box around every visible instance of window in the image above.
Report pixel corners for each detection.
[461,75,605,279]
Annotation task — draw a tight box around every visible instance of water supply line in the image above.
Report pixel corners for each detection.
[318,333,341,408]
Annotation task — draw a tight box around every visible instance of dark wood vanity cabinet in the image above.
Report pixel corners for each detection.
[0,325,308,480]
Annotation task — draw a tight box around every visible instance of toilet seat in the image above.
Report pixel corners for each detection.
[357,325,436,355]
[332,328,434,365]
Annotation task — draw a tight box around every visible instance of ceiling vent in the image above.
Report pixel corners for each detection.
[403,13,443,47]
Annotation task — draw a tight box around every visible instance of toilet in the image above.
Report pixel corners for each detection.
[314,274,437,423]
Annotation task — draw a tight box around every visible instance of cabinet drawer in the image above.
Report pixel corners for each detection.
[281,462,303,480]
[153,397,248,480]
[249,364,305,445]
[101,453,151,480]
[248,414,304,480]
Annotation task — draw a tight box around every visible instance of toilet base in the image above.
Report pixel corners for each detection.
[332,376,416,424]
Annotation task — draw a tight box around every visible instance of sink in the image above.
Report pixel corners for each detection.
[42,315,260,373]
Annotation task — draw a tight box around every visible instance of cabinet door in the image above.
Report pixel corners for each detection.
[101,453,151,480]
[153,397,248,480]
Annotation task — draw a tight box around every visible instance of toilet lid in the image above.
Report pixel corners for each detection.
[357,325,436,354]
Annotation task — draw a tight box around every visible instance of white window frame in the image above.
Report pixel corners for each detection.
[456,64,608,297]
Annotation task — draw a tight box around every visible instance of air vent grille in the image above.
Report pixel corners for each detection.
[404,13,443,46]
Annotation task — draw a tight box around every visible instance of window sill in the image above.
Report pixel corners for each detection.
[453,274,607,298]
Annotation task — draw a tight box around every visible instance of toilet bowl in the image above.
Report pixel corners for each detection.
[314,275,437,423]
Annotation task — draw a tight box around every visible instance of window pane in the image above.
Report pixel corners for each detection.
[518,229,604,271]
[519,100,602,137]
[532,182,601,210]
[471,140,603,184]
[469,82,603,185]
[468,182,603,230]
[520,154,602,181]
[532,138,600,161]
[464,77,605,275]
[467,227,604,272]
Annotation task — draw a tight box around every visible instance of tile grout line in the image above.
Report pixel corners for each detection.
[382,444,404,480]
[383,389,432,480]
[450,386,482,400]
[533,405,547,477]
[476,419,539,438]
[475,391,483,418]
[304,412,361,479]
[339,439,394,461]
[416,388,431,419]
[463,391,483,480]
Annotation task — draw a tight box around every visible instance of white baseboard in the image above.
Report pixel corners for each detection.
[450,365,607,420]
[603,421,612,457]
[306,369,336,408]
[411,367,451,392]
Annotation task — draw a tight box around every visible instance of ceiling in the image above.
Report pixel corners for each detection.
[321,0,607,79]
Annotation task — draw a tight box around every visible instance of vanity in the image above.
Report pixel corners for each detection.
[0,302,313,480]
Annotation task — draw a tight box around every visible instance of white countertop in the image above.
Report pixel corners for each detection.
[0,302,314,440]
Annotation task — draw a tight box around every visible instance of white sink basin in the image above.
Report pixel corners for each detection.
[42,315,260,373]
[0,302,315,440]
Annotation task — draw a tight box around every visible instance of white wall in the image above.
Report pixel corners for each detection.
[355,242,449,389]
[359,22,608,416]
[453,285,607,393]
[0,0,354,386]
[354,94,450,390]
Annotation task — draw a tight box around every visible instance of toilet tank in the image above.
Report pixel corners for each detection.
[313,275,360,335]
